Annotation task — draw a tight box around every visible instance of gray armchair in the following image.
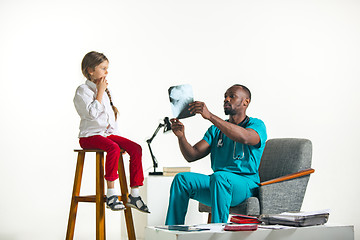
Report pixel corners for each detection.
[199,138,314,221]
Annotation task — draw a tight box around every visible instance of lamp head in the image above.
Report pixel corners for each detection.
[163,117,172,132]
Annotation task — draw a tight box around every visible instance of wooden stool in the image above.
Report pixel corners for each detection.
[66,149,136,240]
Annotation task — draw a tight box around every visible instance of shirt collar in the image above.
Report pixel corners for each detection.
[85,80,97,92]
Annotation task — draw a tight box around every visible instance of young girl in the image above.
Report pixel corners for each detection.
[74,51,150,213]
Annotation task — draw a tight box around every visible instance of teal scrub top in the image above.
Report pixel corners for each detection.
[203,117,267,183]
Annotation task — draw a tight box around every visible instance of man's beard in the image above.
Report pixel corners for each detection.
[224,108,236,115]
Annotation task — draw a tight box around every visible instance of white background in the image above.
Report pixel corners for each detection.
[0,0,359,239]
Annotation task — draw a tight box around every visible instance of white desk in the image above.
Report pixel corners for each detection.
[121,176,208,240]
[145,224,354,240]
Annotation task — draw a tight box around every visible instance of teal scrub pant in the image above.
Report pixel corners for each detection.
[165,171,258,225]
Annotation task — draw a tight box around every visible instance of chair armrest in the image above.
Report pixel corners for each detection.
[258,168,314,186]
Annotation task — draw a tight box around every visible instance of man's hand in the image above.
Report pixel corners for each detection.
[170,118,185,138]
[189,101,211,120]
[170,117,211,162]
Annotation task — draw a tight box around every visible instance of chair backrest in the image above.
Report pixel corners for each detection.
[258,138,312,182]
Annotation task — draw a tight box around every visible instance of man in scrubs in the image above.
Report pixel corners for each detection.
[165,84,267,224]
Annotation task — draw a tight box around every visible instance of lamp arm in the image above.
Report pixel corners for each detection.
[147,141,158,168]
[146,122,165,174]
[147,122,165,144]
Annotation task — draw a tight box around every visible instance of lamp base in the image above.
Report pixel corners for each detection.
[149,171,163,176]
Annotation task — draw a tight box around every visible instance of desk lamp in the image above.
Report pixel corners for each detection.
[146,117,172,175]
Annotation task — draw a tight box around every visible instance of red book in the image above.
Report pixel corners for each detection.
[230,214,261,224]
[224,224,258,231]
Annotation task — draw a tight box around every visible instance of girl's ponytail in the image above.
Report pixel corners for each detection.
[105,88,119,120]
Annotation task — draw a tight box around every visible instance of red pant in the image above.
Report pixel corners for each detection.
[79,135,144,187]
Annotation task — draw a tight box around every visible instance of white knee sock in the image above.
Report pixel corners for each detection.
[107,188,117,198]
[130,188,139,197]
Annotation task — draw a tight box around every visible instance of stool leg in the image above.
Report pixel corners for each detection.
[207,213,212,224]
[118,153,136,240]
[96,152,106,240]
[66,152,85,240]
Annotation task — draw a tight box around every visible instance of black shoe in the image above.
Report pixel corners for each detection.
[106,195,125,211]
[126,194,150,213]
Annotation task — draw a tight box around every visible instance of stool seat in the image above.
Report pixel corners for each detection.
[66,148,135,240]
[74,149,125,153]
[74,149,105,152]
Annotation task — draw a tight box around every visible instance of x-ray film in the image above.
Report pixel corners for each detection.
[168,84,195,119]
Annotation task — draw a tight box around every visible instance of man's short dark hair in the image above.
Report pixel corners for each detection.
[233,84,251,100]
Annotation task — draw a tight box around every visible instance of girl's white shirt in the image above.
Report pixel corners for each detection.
[74,80,120,138]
